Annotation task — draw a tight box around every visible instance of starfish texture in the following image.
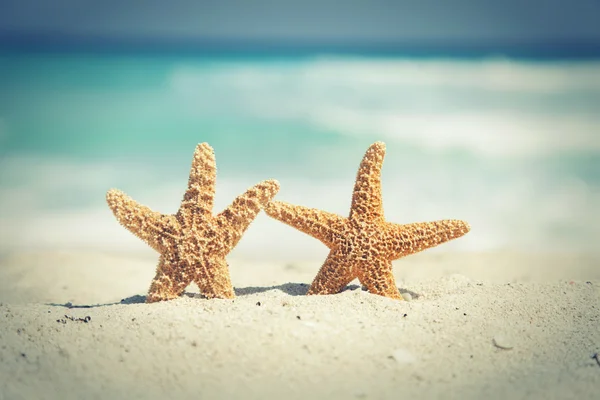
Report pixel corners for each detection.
[106,143,279,303]
[265,142,470,300]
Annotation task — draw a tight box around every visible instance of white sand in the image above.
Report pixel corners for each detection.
[1,250,599,400]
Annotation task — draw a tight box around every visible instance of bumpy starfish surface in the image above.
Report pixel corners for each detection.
[106,143,280,303]
[265,142,470,300]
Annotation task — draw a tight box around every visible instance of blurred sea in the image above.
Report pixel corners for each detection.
[0,53,599,258]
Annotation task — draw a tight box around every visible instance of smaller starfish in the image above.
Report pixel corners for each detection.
[265,142,470,300]
[106,143,279,303]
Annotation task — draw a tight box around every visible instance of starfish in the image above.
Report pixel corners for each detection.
[265,142,470,300]
[106,143,280,303]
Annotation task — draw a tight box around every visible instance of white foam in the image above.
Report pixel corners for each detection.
[167,58,600,157]
[170,57,600,93]
[306,109,600,156]
[299,57,600,92]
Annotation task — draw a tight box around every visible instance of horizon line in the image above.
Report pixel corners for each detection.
[1,31,600,59]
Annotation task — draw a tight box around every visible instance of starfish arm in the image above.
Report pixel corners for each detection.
[384,219,471,260]
[193,256,235,299]
[350,142,386,223]
[146,254,194,303]
[356,259,402,300]
[178,143,217,221]
[215,179,280,249]
[264,201,348,248]
[106,189,180,253]
[307,249,356,295]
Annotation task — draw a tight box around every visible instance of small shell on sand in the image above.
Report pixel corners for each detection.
[493,335,514,350]
[401,292,413,301]
[390,348,417,364]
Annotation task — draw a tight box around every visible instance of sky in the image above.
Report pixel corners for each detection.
[1,0,600,44]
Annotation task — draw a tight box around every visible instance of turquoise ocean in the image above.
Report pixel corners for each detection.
[0,53,599,258]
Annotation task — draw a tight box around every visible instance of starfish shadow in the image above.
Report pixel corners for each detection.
[46,301,120,309]
[44,284,310,308]
[45,284,420,308]
[46,294,147,308]
[231,282,420,298]
[234,282,310,296]
[180,282,312,298]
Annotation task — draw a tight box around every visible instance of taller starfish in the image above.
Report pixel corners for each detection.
[106,143,279,303]
[265,142,470,300]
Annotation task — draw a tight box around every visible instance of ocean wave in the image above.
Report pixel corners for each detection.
[168,57,600,157]
[3,55,599,159]
[171,57,600,93]
[306,109,600,156]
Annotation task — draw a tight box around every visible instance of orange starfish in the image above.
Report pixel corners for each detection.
[265,142,470,300]
[106,143,279,303]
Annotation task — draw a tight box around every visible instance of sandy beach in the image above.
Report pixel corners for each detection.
[1,250,599,400]
[2,2,600,398]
